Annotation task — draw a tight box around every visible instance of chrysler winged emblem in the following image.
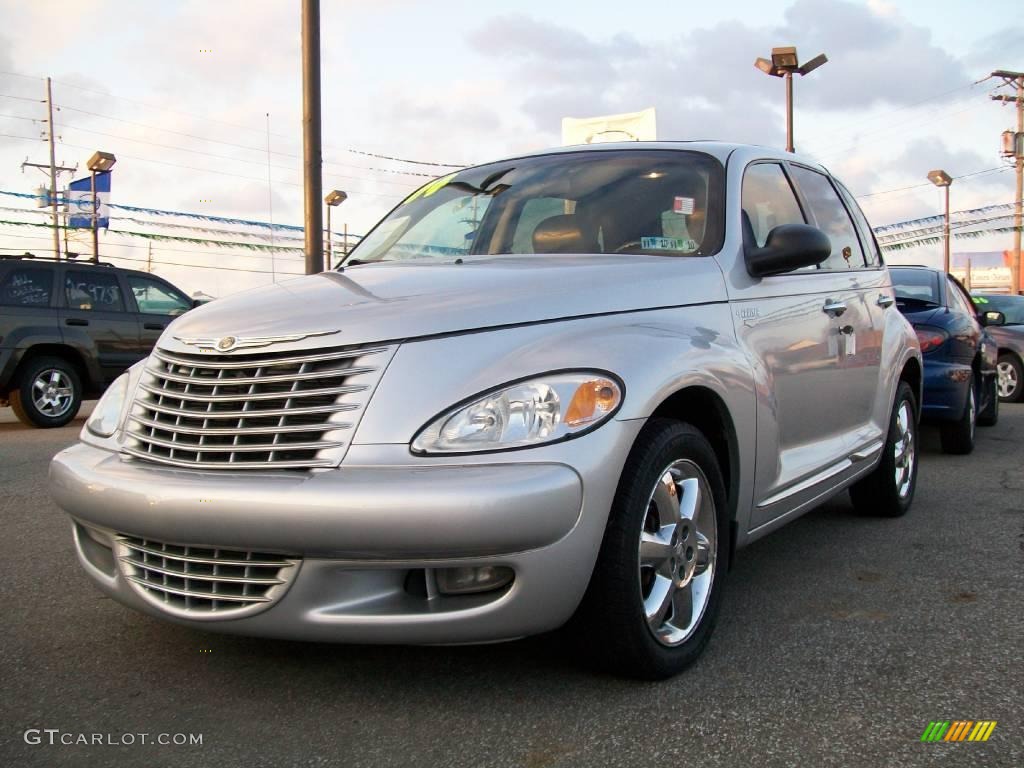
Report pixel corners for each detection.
[174,329,340,353]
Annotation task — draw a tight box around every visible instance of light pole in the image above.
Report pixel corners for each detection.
[928,169,953,274]
[324,189,347,270]
[86,151,116,264]
[301,0,324,275]
[755,47,828,153]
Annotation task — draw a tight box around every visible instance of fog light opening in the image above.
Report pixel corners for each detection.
[435,566,514,595]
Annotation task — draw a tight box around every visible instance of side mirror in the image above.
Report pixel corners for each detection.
[744,224,831,278]
[981,310,1005,327]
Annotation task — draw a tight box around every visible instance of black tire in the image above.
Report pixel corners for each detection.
[940,375,976,455]
[571,418,729,680]
[977,373,999,427]
[997,353,1022,403]
[849,381,918,517]
[9,356,82,428]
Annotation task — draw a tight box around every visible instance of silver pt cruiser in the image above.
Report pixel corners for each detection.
[50,143,922,678]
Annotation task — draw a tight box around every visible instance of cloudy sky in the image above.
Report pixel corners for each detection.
[0,0,1021,296]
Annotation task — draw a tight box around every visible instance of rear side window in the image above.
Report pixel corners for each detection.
[65,270,125,312]
[835,180,882,268]
[741,163,805,248]
[789,166,866,270]
[0,267,53,307]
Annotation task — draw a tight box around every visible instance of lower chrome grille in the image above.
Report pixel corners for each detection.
[123,343,395,470]
[116,536,300,619]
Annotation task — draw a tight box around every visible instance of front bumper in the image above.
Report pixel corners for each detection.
[50,430,637,643]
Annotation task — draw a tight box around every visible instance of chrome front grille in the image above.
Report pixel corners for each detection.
[116,536,299,619]
[123,344,393,469]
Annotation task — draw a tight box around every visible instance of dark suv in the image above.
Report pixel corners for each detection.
[0,256,195,428]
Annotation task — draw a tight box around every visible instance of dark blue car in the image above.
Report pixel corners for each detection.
[889,266,999,454]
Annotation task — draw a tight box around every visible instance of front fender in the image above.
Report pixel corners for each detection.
[353,304,755,447]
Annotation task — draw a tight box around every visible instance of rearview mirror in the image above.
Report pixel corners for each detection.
[981,310,1005,327]
[744,224,831,278]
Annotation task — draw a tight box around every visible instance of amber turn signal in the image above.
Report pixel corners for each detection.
[565,378,621,427]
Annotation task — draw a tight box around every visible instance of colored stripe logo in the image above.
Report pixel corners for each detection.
[920,721,997,742]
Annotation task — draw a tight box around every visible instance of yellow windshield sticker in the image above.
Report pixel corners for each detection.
[403,173,457,205]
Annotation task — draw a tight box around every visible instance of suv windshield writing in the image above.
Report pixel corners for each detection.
[345,150,725,263]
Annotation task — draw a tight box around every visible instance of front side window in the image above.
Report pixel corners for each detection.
[127,276,191,316]
[65,270,124,312]
[789,166,866,270]
[0,267,53,307]
[741,163,806,248]
[346,150,725,263]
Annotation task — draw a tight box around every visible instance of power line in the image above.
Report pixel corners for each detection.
[856,166,1012,200]
[53,120,422,188]
[39,78,468,167]
[52,138,407,201]
[0,92,43,103]
[54,104,438,179]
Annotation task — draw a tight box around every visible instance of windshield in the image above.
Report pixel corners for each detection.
[344,150,725,264]
[973,294,1024,325]
[890,268,941,306]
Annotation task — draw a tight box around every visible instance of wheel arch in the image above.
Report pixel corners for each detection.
[647,386,740,559]
[899,356,922,420]
[11,344,92,394]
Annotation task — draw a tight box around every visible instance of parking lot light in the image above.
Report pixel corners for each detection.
[324,189,347,270]
[928,170,953,273]
[86,151,116,263]
[754,46,828,153]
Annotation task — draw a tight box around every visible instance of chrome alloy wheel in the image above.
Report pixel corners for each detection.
[997,361,1018,399]
[638,460,717,647]
[893,399,915,500]
[32,369,74,418]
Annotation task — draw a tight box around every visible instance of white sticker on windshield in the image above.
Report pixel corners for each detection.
[641,236,697,251]
[673,196,695,215]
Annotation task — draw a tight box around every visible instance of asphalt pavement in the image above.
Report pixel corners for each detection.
[1,406,1021,768]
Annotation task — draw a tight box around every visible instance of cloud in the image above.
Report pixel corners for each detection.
[467,0,975,145]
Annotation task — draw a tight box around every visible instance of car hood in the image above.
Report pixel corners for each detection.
[162,255,727,349]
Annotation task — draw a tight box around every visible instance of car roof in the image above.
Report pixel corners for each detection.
[460,140,822,172]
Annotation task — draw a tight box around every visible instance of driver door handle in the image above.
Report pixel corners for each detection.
[822,299,847,317]
[877,294,894,308]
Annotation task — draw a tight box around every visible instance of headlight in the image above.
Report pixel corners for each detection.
[85,373,130,437]
[411,371,623,454]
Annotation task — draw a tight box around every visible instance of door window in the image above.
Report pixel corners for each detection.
[947,277,977,317]
[127,276,191,316]
[65,270,125,312]
[741,163,806,248]
[835,180,883,267]
[789,166,866,270]
[0,267,53,306]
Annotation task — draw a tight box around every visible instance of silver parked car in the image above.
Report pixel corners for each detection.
[50,143,922,678]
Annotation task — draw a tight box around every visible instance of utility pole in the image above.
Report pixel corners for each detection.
[146,242,153,273]
[301,0,325,274]
[992,70,1024,294]
[45,78,60,260]
[21,76,76,260]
